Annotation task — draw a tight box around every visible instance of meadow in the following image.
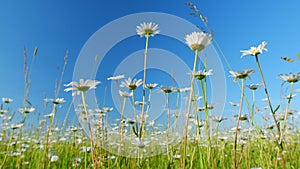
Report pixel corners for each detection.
[1,2,300,169]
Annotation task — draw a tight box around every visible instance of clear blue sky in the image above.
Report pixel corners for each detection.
[1,0,300,127]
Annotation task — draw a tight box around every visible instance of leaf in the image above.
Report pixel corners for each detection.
[273,105,280,114]
[33,47,38,57]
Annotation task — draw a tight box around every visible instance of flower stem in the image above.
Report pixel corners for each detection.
[255,55,282,149]
[81,91,97,169]
[183,49,198,169]
[234,78,245,169]
[140,35,150,140]
[281,82,294,142]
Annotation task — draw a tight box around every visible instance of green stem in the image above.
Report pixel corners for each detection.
[281,82,294,140]
[81,91,97,169]
[234,78,245,169]
[140,35,150,140]
[183,49,199,169]
[255,55,282,149]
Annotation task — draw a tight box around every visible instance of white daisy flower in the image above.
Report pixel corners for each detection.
[136,22,160,37]
[278,72,300,83]
[118,90,132,98]
[240,41,268,58]
[193,69,213,80]
[2,98,13,103]
[18,107,35,114]
[107,74,125,81]
[229,69,255,82]
[44,98,66,104]
[64,79,101,96]
[120,78,143,90]
[185,31,212,51]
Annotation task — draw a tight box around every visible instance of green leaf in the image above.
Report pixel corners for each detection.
[273,105,280,114]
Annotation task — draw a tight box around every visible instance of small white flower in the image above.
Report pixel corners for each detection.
[211,116,228,123]
[145,83,158,89]
[229,101,239,107]
[18,107,35,114]
[278,72,300,83]
[11,123,24,130]
[50,155,59,162]
[44,98,66,104]
[107,75,125,81]
[160,86,175,93]
[64,79,101,96]
[136,22,160,37]
[119,90,133,98]
[120,78,143,90]
[229,69,255,82]
[283,94,297,99]
[240,41,268,58]
[193,69,213,80]
[2,98,13,103]
[246,83,262,90]
[185,31,212,51]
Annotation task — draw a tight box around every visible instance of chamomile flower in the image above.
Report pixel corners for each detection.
[240,41,268,58]
[44,98,66,104]
[18,107,35,114]
[118,90,132,98]
[211,116,228,123]
[136,22,160,37]
[229,69,255,82]
[64,79,101,96]
[2,98,13,103]
[247,83,262,90]
[120,78,143,90]
[145,83,158,89]
[278,72,300,83]
[107,74,125,81]
[193,69,213,80]
[185,31,212,52]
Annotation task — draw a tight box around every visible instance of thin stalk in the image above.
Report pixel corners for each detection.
[255,55,282,149]
[81,91,97,169]
[234,78,245,169]
[281,82,294,142]
[140,35,150,140]
[182,49,198,169]
[131,90,139,137]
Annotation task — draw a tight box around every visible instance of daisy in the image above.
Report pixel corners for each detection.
[160,86,174,93]
[185,31,212,52]
[212,116,228,123]
[278,72,300,83]
[64,79,101,96]
[118,90,132,98]
[246,83,262,90]
[120,78,143,90]
[136,22,160,37]
[18,107,35,114]
[229,69,255,82]
[145,83,158,90]
[2,98,13,103]
[44,98,66,104]
[193,69,213,80]
[11,123,24,130]
[107,74,125,81]
[240,41,268,58]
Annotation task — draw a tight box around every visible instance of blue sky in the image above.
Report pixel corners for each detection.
[1,0,300,127]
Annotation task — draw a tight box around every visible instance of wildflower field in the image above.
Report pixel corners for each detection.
[1,1,300,169]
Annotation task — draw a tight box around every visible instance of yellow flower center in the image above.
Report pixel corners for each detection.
[190,44,205,52]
